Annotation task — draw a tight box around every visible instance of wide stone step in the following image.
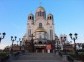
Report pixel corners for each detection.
[18,53,61,60]
[18,56,61,60]
[12,60,63,62]
[22,53,57,57]
[19,54,56,57]
[10,53,68,62]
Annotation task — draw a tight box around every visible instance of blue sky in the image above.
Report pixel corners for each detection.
[0,0,84,49]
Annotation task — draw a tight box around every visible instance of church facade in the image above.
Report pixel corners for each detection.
[23,6,56,53]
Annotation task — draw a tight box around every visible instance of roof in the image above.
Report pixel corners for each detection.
[28,13,34,16]
[36,6,45,12]
[47,14,53,16]
[35,27,46,32]
[38,6,45,10]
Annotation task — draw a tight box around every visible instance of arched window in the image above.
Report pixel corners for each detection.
[43,12,44,16]
[48,17,49,20]
[39,11,41,16]
[32,17,33,20]
[39,23,42,28]
[30,16,32,19]
[42,12,44,16]
[50,16,52,20]
[39,41,42,44]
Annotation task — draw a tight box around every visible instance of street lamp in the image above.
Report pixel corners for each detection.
[11,36,17,53]
[19,38,22,51]
[69,33,78,54]
[57,39,59,51]
[60,36,66,44]
[25,40,28,51]
[0,32,6,43]
[30,34,34,52]
[60,36,66,54]
[17,41,19,46]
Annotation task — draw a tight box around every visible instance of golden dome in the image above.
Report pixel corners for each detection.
[35,27,46,32]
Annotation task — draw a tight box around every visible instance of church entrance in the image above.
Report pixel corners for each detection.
[36,48,44,53]
[34,44,46,53]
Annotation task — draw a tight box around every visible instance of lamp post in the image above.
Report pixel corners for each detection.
[69,33,78,54]
[60,36,66,54]
[11,36,17,53]
[60,36,66,45]
[25,40,28,51]
[17,40,19,46]
[30,34,34,52]
[57,39,59,51]
[19,38,22,51]
[0,32,6,43]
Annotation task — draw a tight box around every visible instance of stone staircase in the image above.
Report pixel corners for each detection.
[11,53,68,62]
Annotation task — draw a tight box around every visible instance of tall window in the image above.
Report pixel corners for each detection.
[50,30,53,40]
[32,17,33,20]
[39,23,42,28]
[50,16,51,20]
[42,12,44,16]
[30,16,31,19]
[40,11,41,16]
[28,29,31,36]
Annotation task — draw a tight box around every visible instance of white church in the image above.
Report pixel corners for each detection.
[23,6,56,53]
[27,6,55,42]
[22,6,69,53]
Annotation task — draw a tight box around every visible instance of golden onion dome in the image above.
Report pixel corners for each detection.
[35,27,46,32]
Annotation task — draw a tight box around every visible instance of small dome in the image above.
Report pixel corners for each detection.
[28,13,34,16]
[47,14,53,20]
[36,6,45,12]
[35,27,46,32]
[28,13,34,20]
[47,14,53,16]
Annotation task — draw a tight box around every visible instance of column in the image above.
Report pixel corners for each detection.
[48,49,50,53]
[42,49,44,53]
